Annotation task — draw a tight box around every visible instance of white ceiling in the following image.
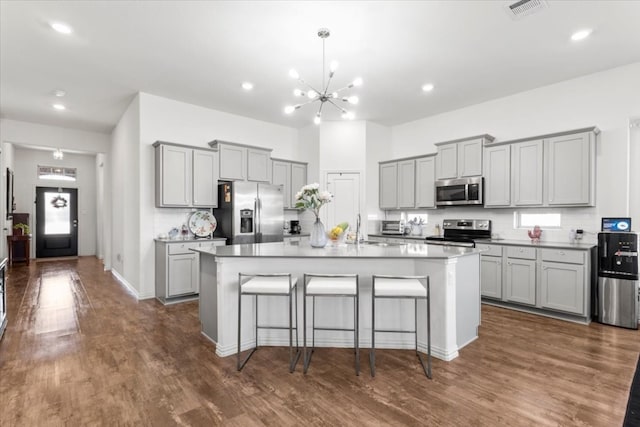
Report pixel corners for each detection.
[1,1,639,134]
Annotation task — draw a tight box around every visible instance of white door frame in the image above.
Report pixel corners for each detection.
[322,170,364,236]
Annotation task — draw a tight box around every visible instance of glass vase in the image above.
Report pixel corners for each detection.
[310,217,328,248]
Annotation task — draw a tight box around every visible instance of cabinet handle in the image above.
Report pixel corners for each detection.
[559,251,565,255]
[507,262,512,265]
[519,248,524,252]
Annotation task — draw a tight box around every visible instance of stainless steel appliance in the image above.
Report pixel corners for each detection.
[424,219,491,248]
[597,231,639,329]
[214,182,284,245]
[435,177,483,206]
[381,220,405,235]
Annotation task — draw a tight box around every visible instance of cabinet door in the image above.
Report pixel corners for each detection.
[379,163,398,209]
[160,145,192,206]
[540,262,585,315]
[458,139,483,177]
[247,148,271,182]
[397,160,416,208]
[192,149,218,207]
[505,258,536,306]
[168,253,198,296]
[272,160,291,208]
[436,144,458,179]
[512,140,543,206]
[545,132,592,205]
[481,255,502,299]
[219,145,246,181]
[415,156,435,208]
[483,145,511,207]
[290,163,307,206]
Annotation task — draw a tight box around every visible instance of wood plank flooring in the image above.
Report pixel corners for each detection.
[1,257,639,426]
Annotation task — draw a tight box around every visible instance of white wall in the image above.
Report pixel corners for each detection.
[630,118,640,232]
[389,62,640,243]
[110,95,140,294]
[13,147,98,257]
[134,92,300,299]
[0,142,15,258]
[365,122,392,234]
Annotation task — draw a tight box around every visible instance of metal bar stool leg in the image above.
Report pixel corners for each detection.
[370,276,376,377]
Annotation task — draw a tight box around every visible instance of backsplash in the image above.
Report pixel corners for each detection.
[380,207,600,244]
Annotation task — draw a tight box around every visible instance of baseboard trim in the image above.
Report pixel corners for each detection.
[111,269,139,299]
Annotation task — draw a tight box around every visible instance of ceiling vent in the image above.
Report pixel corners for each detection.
[504,0,548,20]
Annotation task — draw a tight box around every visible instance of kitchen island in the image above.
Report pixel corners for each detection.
[194,242,482,361]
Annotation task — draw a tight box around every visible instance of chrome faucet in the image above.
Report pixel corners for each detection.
[356,213,362,243]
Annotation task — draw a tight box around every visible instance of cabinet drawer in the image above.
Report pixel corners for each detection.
[477,244,503,257]
[541,249,584,265]
[167,242,199,255]
[506,246,537,260]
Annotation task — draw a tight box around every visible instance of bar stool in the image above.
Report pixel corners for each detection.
[370,274,431,379]
[303,273,360,375]
[237,273,300,373]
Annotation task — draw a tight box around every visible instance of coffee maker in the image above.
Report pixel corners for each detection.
[290,220,301,234]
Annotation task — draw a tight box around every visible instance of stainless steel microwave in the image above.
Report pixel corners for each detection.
[435,177,483,206]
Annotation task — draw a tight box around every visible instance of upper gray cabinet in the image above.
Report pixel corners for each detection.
[272,158,308,209]
[379,154,436,210]
[545,131,596,206]
[435,135,494,180]
[153,141,219,208]
[483,127,598,208]
[208,140,272,183]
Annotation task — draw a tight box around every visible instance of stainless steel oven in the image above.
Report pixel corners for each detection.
[435,177,483,206]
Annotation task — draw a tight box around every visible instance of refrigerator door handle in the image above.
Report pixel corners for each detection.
[254,198,259,242]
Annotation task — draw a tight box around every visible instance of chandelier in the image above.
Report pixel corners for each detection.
[53,148,64,160]
[284,28,362,125]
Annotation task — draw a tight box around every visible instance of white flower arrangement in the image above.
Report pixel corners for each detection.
[294,183,333,219]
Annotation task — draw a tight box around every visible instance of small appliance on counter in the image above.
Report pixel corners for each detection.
[597,230,639,329]
[381,220,404,235]
[289,220,301,234]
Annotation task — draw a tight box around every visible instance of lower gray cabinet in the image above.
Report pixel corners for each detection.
[540,262,584,315]
[155,239,226,304]
[505,258,536,306]
[481,256,502,300]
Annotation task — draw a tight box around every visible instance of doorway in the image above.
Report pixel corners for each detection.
[325,172,361,234]
[35,187,78,258]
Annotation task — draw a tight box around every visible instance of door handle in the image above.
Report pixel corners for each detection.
[73,220,78,228]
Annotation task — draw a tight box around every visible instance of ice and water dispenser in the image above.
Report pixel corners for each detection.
[240,209,254,233]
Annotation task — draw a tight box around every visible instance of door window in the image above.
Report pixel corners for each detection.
[44,191,71,234]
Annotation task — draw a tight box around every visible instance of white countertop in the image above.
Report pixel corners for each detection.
[474,238,596,250]
[193,241,482,259]
[155,237,227,243]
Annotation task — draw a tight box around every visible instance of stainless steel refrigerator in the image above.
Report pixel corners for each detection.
[214,181,284,245]
[597,232,639,329]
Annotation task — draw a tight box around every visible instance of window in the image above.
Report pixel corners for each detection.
[38,165,77,181]
[515,212,562,228]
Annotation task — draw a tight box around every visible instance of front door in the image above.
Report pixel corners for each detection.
[35,187,78,258]
[325,172,361,234]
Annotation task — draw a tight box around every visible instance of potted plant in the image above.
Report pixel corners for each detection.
[13,223,30,236]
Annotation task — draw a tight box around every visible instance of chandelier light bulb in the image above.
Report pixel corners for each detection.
[293,88,304,97]
[330,61,339,72]
[284,105,295,114]
[347,96,359,105]
[314,114,322,125]
[352,77,363,87]
[342,111,355,120]
[307,90,318,99]
[332,92,338,98]
[289,69,300,79]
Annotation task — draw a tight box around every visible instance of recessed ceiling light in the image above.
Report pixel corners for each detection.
[53,103,66,111]
[50,22,73,35]
[242,82,254,91]
[571,29,592,41]
[422,84,435,92]
[53,89,66,97]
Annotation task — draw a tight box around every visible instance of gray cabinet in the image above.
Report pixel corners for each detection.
[154,142,218,208]
[379,162,398,209]
[478,244,503,300]
[272,158,308,208]
[415,156,436,208]
[512,139,543,206]
[209,140,272,183]
[545,131,595,206]
[397,160,416,208]
[155,240,226,304]
[505,247,537,306]
[0,258,6,341]
[435,136,491,180]
[483,144,511,207]
[540,249,586,315]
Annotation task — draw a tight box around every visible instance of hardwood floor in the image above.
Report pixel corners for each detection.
[1,257,638,426]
